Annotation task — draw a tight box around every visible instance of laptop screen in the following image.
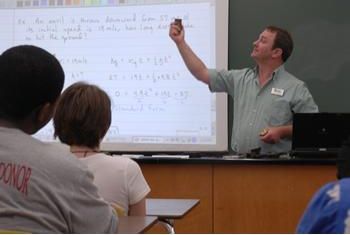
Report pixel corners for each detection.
[292,113,350,154]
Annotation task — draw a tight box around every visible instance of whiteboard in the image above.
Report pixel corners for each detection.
[0,0,228,152]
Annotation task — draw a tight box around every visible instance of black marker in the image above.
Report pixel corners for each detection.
[174,18,183,31]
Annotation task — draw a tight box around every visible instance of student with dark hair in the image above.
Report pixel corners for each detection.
[0,45,117,233]
[169,23,318,154]
[53,82,150,216]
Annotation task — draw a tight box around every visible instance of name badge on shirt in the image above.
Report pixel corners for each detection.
[271,88,284,96]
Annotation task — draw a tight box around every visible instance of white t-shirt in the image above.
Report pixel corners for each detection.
[80,153,150,215]
[0,127,117,233]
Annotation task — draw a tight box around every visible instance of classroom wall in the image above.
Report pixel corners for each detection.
[227,0,350,151]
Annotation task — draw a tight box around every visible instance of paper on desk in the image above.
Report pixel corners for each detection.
[151,155,189,159]
[119,154,144,159]
[222,155,242,159]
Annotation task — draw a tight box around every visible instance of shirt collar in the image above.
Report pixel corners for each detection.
[253,64,286,80]
[273,64,285,78]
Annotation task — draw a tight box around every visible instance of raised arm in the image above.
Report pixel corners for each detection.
[169,22,210,85]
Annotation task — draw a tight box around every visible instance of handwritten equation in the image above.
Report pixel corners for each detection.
[110,55,172,68]
[113,88,190,103]
[59,54,174,69]
[12,2,215,141]
[15,11,193,44]
[108,71,181,83]
[114,104,166,113]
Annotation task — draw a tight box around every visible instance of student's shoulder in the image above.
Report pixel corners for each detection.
[37,141,90,174]
[101,154,142,173]
[87,153,136,166]
[308,181,340,209]
[14,132,79,165]
[105,154,139,167]
[316,181,338,196]
[339,178,350,191]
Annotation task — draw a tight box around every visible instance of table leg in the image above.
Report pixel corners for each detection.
[158,219,175,234]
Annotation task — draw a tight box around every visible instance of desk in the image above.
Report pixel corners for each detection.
[117,216,157,234]
[138,158,336,233]
[146,198,200,233]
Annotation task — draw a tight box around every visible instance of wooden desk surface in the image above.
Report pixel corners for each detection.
[117,216,157,234]
[146,198,200,219]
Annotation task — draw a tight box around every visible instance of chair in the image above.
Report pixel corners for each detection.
[111,203,126,217]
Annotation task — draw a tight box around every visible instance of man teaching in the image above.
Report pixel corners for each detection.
[170,23,318,154]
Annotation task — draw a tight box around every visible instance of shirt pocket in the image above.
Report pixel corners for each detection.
[265,99,292,126]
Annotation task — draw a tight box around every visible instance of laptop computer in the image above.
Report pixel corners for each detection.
[291,113,350,158]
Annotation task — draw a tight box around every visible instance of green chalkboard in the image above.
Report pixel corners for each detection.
[229,0,350,112]
[227,0,350,151]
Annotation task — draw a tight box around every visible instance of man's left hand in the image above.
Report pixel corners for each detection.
[260,127,282,144]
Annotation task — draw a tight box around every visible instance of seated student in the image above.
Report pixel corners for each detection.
[53,82,150,216]
[0,46,117,233]
[296,137,350,233]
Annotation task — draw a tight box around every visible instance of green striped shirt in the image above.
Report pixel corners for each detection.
[209,65,318,154]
